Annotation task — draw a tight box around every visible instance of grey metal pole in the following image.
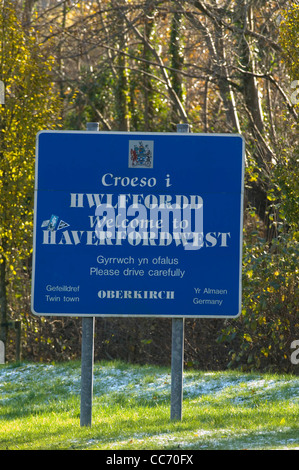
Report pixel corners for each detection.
[80,316,95,426]
[80,121,98,427]
[170,123,190,421]
[170,318,185,420]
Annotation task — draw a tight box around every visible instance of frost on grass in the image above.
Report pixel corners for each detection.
[0,362,298,450]
[1,362,298,406]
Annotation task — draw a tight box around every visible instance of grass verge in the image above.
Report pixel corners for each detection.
[0,361,298,450]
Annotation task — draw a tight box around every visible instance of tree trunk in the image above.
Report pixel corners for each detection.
[22,0,38,29]
[169,9,185,127]
[183,6,240,132]
[0,249,8,357]
[238,3,264,136]
[214,25,241,133]
[143,2,155,131]
[113,2,130,131]
[115,49,130,131]
[236,2,273,229]
[119,4,188,122]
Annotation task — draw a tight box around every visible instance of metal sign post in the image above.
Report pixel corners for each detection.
[170,317,184,420]
[31,124,245,425]
[170,124,189,421]
[80,123,98,427]
[80,315,95,426]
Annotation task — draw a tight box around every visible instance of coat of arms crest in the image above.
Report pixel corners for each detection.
[129,140,154,168]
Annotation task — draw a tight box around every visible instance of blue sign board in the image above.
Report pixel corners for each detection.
[31,131,244,318]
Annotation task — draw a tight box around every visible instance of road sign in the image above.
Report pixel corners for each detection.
[31,131,244,318]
